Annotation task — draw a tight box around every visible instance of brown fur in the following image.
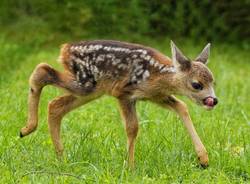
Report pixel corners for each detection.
[190,62,214,84]
[20,40,217,168]
[59,43,72,71]
[152,50,172,66]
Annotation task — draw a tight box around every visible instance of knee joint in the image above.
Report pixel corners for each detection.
[126,124,138,138]
[30,63,57,88]
[48,100,63,119]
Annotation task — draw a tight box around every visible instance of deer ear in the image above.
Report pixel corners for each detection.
[195,43,211,65]
[170,40,191,71]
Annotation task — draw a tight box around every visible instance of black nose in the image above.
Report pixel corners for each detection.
[213,98,218,105]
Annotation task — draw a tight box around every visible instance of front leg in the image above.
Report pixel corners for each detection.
[118,98,139,168]
[155,95,209,167]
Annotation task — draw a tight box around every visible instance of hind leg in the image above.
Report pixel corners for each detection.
[20,63,81,137]
[48,95,78,156]
[47,94,98,156]
[20,63,55,137]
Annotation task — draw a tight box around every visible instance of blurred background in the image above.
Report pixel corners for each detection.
[0,1,250,182]
[0,0,249,45]
[1,0,249,84]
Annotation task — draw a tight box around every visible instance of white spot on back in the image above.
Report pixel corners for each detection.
[142,70,150,80]
[149,59,155,66]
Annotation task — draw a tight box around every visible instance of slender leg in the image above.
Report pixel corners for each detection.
[20,62,83,137]
[155,96,209,167]
[118,98,139,168]
[20,63,55,137]
[47,94,98,156]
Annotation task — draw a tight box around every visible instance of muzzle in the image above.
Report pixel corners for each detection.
[203,96,218,107]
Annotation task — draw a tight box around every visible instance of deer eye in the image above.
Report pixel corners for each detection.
[191,82,203,90]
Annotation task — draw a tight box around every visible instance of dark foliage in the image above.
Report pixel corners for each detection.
[0,0,249,42]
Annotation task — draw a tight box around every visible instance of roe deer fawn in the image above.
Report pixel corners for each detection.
[20,40,218,168]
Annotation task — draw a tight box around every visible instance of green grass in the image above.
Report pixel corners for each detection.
[0,36,250,184]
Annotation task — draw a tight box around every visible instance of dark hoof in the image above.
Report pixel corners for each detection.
[20,131,24,138]
[198,163,209,169]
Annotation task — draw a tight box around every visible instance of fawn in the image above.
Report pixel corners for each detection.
[20,40,218,168]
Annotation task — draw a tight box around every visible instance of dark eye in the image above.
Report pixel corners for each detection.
[191,82,203,90]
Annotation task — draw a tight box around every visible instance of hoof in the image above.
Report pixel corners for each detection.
[20,125,37,137]
[56,150,64,159]
[198,153,209,168]
[20,131,24,138]
[199,163,209,169]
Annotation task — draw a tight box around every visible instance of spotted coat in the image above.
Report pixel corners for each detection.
[59,40,176,92]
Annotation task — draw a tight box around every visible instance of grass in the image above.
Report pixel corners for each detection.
[0,35,250,184]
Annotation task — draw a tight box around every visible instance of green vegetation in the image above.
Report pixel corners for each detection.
[0,35,249,183]
[0,0,250,183]
[1,0,250,42]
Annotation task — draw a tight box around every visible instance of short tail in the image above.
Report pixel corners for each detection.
[58,43,72,71]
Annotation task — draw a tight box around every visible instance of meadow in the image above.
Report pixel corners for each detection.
[0,35,249,183]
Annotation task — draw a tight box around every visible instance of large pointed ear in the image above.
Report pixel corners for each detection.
[170,40,191,71]
[195,43,211,65]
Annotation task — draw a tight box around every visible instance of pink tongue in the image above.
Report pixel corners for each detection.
[205,97,214,106]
